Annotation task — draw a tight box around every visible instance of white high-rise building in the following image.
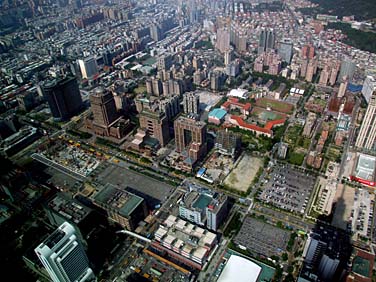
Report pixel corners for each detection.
[35,222,95,282]
[78,57,98,79]
[362,76,376,104]
[356,91,376,151]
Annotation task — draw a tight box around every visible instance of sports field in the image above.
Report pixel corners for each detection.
[251,107,286,121]
[255,98,294,114]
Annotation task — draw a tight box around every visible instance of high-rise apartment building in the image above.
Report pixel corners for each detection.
[216,28,230,53]
[42,76,83,121]
[355,91,376,151]
[34,222,95,282]
[157,54,173,70]
[338,78,348,98]
[183,92,200,115]
[224,49,233,66]
[362,76,376,103]
[301,44,315,59]
[78,57,98,79]
[174,116,207,162]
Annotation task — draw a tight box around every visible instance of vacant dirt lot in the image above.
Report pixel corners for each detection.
[224,154,263,192]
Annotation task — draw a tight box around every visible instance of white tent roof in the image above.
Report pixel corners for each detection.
[217,255,262,282]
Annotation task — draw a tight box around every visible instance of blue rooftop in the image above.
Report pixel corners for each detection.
[209,108,227,120]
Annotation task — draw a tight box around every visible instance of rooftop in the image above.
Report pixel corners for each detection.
[48,194,91,224]
[94,184,144,217]
[208,108,227,120]
[217,255,262,282]
[355,154,376,181]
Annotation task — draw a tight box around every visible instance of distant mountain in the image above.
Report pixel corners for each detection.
[307,0,376,21]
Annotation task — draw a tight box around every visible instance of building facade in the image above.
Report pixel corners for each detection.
[34,222,95,282]
[183,92,200,115]
[42,76,83,121]
[356,91,376,151]
[174,116,207,162]
[78,57,98,79]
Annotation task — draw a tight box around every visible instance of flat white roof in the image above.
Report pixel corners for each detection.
[217,255,262,282]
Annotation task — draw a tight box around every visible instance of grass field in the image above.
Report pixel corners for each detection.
[255,98,294,114]
[224,155,263,192]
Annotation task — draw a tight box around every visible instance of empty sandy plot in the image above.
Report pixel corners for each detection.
[224,154,263,192]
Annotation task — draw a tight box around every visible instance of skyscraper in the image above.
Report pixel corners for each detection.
[78,56,98,79]
[42,76,83,121]
[338,57,356,83]
[183,92,200,115]
[278,40,293,63]
[89,87,119,128]
[355,91,376,151]
[34,222,95,282]
[362,76,376,104]
[258,30,275,54]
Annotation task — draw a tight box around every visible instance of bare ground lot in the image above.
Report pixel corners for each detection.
[224,154,263,192]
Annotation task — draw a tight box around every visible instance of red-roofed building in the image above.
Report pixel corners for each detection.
[221,97,251,117]
[228,115,285,138]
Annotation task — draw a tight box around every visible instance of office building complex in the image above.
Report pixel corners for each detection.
[86,87,130,139]
[174,116,207,163]
[356,91,376,151]
[78,57,98,79]
[183,92,200,115]
[90,87,118,127]
[34,222,95,282]
[42,76,83,121]
[139,109,170,147]
[179,188,229,231]
[93,184,148,231]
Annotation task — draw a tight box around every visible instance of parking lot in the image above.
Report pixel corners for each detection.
[351,189,374,239]
[259,165,316,214]
[234,217,289,257]
[94,163,175,208]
